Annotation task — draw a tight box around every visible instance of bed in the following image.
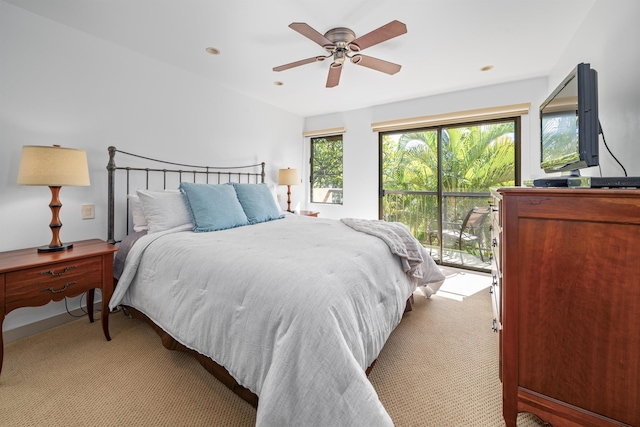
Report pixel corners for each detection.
[106,146,445,426]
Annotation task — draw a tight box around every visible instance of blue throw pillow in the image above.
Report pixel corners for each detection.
[179,182,248,232]
[231,183,284,224]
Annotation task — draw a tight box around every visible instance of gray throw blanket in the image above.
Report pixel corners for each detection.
[112,230,147,280]
[341,218,426,279]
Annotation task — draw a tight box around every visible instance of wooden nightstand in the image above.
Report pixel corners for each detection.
[297,210,319,217]
[0,239,118,375]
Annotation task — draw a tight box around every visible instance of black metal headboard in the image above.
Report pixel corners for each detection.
[107,146,266,244]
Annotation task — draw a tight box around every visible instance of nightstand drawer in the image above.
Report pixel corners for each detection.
[4,257,102,312]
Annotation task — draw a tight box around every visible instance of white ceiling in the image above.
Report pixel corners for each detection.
[6,0,596,117]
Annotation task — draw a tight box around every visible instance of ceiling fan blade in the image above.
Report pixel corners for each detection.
[349,20,407,52]
[289,22,334,48]
[326,64,342,88]
[273,56,325,72]
[351,54,402,75]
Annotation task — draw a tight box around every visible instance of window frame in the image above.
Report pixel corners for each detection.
[310,134,344,205]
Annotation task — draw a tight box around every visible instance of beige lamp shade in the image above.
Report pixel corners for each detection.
[278,168,299,186]
[17,145,90,186]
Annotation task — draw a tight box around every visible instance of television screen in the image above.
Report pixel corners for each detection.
[540,63,599,174]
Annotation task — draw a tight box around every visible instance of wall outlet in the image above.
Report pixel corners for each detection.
[81,204,95,219]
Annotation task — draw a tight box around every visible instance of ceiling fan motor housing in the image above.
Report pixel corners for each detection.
[323,27,359,52]
[323,27,356,46]
[324,27,358,67]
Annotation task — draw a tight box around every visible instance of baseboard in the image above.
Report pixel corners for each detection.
[4,302,102,344]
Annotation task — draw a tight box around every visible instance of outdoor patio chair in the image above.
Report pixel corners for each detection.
[428,206,491,264]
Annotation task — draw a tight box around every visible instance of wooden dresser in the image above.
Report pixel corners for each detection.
[0,239,118,375]
[491,187,640,427]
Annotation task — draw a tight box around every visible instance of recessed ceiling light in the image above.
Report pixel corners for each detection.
[205,47,220,55]
[480,65,494,72]
[274,81,284,86]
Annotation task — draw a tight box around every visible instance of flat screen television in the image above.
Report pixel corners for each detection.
[539,63,599,175]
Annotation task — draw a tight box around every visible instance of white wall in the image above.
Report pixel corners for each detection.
[0,2,304,332]
[549,0,640,178]
[304,0,640,220]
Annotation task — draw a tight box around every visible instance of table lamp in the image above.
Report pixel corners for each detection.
[17,145,91,253]
[278,168,299,212]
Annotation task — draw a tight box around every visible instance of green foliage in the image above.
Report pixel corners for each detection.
[382,121,516,253]
[383,122,516,192]
[541,115,579,169]
[311,135,343,204]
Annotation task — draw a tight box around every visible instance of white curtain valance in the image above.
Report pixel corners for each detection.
[371,103,531,133]
[302,127,346,138]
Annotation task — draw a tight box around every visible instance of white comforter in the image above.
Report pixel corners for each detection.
[110,215,444,426]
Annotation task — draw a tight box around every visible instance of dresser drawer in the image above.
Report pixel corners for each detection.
[4,257,102,312]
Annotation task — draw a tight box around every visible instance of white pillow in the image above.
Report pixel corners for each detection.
[127,194,149,232]
[136,189,192,234]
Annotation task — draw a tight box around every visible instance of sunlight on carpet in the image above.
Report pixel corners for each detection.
[436,267,492,301]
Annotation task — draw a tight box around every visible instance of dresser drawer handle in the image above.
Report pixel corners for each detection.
[40,281,76,294]
[40,265,77,277]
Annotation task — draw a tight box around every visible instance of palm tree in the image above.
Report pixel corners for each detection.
[390,122,515,192]
[382,121,515,249]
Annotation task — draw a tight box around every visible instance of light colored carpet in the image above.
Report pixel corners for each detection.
[0,270,544,426]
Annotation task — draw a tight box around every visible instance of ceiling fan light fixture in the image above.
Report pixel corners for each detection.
[323,44,336,53]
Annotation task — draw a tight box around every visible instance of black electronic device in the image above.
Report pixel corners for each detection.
[539,63,599,175]
[568,176,640,188]
[532,177,569,188]
[535,63,634,188]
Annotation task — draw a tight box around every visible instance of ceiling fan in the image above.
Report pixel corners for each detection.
[273,20,407,88]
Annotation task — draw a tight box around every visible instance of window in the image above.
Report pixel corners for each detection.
[380,118,520,272]
[310,135,343,204]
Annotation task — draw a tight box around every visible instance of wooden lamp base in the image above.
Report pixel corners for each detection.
[38,186,73,253]
[286,184,293,213]
[37,242,73,253]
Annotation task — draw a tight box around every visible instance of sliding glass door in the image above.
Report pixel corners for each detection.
[380,119,519,271]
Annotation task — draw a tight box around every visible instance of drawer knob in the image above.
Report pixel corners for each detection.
[40,265,77,277]
[40,281,76,294]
